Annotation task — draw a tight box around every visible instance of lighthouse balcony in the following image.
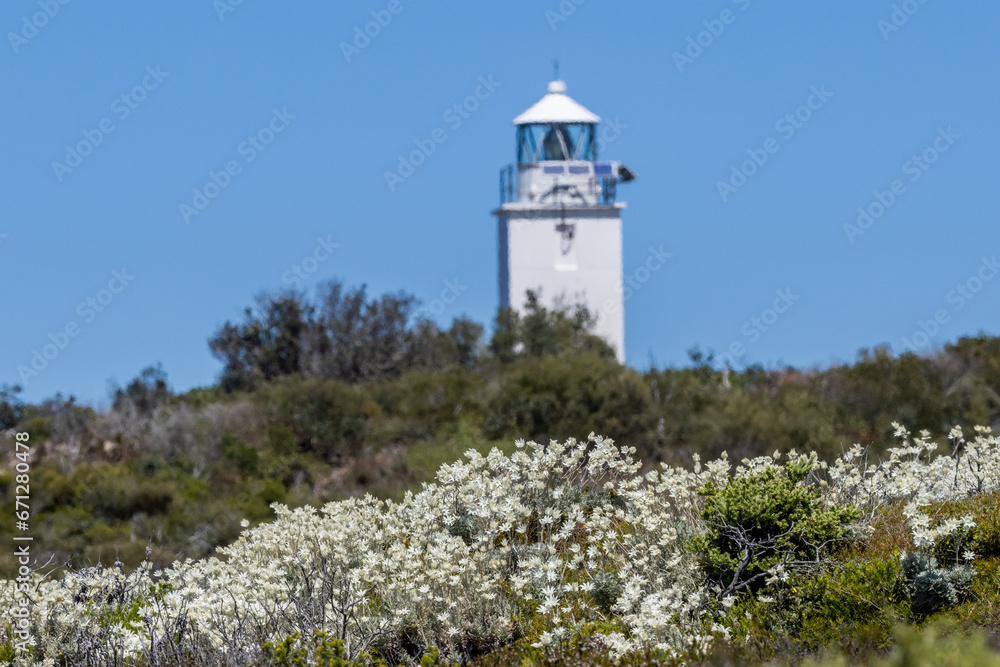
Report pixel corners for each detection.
[499,161,620,206]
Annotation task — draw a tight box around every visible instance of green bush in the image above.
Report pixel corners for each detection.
[796,558,909,653]
[689,458,859,599]
[255,375,370,462]
[222,432,261,475]
[370,366,487,440]
[485,351,655,446]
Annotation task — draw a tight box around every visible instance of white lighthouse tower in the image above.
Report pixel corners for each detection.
[494,79,634,361]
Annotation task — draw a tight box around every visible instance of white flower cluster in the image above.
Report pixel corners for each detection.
[823,423,999,565]
[826,423,1000,532]
[2,426,998,665]
[903,504,977,550]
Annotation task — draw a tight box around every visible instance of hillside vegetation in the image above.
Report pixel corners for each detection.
[2,281,1000,664]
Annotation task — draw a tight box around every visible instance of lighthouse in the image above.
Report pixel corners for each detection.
[494,79,634,362]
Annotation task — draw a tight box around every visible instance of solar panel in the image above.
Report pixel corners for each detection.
[594,162,613,176]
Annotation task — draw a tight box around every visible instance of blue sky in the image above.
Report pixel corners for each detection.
[2,1,999,404]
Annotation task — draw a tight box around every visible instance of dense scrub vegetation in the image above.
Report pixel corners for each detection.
[2,280,1000,664]
[3,427,1000,665]
[3,282,1000,579]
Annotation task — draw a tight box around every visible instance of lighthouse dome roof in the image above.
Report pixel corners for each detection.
[513,80,601,125]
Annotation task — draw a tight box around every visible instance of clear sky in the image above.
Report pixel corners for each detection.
[2,1,999,404]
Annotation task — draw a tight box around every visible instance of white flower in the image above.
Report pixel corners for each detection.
[532,631,554,648]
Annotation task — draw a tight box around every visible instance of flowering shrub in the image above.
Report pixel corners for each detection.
[2,424,999,665]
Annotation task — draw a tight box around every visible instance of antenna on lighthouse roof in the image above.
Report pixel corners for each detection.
[553,59,559,81]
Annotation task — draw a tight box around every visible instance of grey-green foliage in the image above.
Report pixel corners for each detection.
[901,551,974,617]
[590,571,622,614]
[447,515,474,545]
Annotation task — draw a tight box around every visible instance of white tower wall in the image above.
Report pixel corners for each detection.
[497,205,625,361]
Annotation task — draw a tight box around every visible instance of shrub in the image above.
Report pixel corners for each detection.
[221,432,260,475]
[255,375,370,462]
[689,456,859,601]
[485,352,656,447]
[794,558,908,654]
[901,551,974,617]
